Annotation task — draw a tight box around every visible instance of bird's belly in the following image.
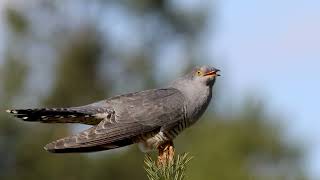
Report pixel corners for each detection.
[137,122,188,152]
[138,131,171,152]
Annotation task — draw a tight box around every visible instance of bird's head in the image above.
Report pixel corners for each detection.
[170,65,220,90]
[190,65,220,86]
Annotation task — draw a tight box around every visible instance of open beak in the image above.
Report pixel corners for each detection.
[204,70,221,77]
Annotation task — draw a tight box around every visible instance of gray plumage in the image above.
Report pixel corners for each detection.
[6,65,220,153]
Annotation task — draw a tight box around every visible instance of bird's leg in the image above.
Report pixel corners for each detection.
[157,140,175,166]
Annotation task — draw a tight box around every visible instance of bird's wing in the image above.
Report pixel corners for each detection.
[45,88,186,153]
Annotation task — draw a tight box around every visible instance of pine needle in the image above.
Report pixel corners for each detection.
[144,153,193,180]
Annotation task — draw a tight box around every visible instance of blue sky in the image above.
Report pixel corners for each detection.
[210,0,320,178]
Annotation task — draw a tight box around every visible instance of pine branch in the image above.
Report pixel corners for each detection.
[144,153,193,180]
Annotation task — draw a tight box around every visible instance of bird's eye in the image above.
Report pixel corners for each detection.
[197,71,202,76]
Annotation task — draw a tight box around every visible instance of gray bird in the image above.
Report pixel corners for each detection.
[6,65,220,164]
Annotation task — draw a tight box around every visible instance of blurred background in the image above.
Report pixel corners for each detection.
[0,0,318,179]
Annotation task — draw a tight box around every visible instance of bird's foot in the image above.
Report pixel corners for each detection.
[157,141,174,167]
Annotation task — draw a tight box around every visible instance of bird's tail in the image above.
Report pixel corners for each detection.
[6,108,101,125]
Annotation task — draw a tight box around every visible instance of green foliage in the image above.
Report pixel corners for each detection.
[0,55,28,102]
[144,153,193,180]
[175,113,303,180]
[5,8,29,34]
[44,27,105,106]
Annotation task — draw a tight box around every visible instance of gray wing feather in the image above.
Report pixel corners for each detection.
[45,88,186,153]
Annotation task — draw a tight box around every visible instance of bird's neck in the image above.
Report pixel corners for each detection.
[171,81,213,122]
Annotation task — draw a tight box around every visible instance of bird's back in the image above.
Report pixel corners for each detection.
[104,88,186,125]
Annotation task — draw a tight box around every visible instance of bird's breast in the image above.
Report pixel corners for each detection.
[186,86,212,124]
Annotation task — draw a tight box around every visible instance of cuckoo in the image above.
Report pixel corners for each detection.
[7,65,220,165]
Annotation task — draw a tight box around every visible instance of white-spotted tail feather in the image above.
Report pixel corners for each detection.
[6,108,102,125]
